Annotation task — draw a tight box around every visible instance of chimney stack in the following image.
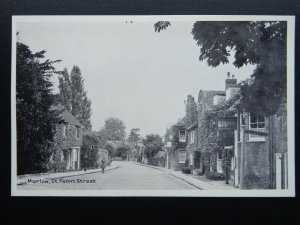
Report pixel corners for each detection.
[225,72,237,90]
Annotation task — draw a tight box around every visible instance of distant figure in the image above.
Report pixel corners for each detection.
[101,157,106,173]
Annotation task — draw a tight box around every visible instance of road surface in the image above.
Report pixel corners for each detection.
[18,161,197,190]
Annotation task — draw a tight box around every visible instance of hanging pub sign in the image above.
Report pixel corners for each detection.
[217,117,237,130]
[217,117,237,146]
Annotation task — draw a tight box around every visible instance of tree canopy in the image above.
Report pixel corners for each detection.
[81,132,100,169]
[99,117,126,141]
[155,21,287,116]
[127,128,141,146]
[16,42,60,174]
[58,65,92,130]
[142,134,164,159]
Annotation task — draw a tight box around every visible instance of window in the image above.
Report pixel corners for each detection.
[189,153,194,165]
[179,130,186,142]
[62,124,67,137]
[178,151,186,163]
[249,113,265,139]
[76,127,80,138]
[240,112,246,126]
[190,131,195,144]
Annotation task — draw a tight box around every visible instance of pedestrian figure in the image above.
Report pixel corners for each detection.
[101,157,106,173]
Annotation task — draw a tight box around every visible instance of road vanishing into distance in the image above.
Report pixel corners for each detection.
[18,161,197,190]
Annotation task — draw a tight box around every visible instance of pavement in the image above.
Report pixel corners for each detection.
[17,163,119,185]
[17,161,235,190]
[132,162,235,190]
[17,161,197,190]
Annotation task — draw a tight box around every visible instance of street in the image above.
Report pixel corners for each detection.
[18,161,197,190]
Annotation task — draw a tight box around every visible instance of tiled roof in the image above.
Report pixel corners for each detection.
[50,104,83,127]
[186,120,198,131]
[175,117,186,127]
[198,90,226,107]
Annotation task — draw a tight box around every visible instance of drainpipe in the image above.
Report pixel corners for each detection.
[269,115,274,189]
[240,128,245,189]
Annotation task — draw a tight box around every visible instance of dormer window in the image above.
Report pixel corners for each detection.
[179,130,186,142]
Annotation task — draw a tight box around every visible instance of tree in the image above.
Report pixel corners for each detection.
[142,134,164,159]
[81,132,100,169]
[104,142,115,157]
[100,117,126,141]
[155,21,287,116]
[127,128,141,159]
[58,65,92,130]
[115,145,130,159]
[127,128,141,147]
[16,42,60,174]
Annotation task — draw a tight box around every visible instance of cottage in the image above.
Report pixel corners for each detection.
[50,104,83,171]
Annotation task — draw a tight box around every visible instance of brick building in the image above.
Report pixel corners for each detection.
[197,89,226,175]
[164,118,188,171]
[50,104,83,171]
[234,101,288,189]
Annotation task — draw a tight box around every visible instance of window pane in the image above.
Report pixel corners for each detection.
[258,123,265,128]
[257,116,265,123]
[250,114,257,123]
[250,123,257,129]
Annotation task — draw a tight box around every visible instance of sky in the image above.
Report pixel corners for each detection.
[17,19,255,137]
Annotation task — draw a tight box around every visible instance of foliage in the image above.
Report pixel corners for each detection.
[115,145,130,159]
[81,132,100,169]
[155,21,287,116]
[193,21,287,116]
[58,65,92,130]
[99,117,126,141]
[127,128,141,157]
[154,21,171,33]
[198,94,240,154]
[142,134,164,159]
[104,142,115,157]
[127,128,141,145]
[16,42,61,175]
[185,95,198,127]
[170,125,187,150]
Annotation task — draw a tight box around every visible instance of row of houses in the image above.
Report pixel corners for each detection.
[163,72,288,189]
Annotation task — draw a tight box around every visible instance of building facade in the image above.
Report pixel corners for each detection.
[165,118,188,171]
[50,104,83,171]
[197,89,226,176]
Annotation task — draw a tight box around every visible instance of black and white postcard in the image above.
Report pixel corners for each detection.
[11,15,295,196]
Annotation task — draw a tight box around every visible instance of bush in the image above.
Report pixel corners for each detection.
[205,171,225,180]
[182,167,191,174]
[50,161,67,172]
